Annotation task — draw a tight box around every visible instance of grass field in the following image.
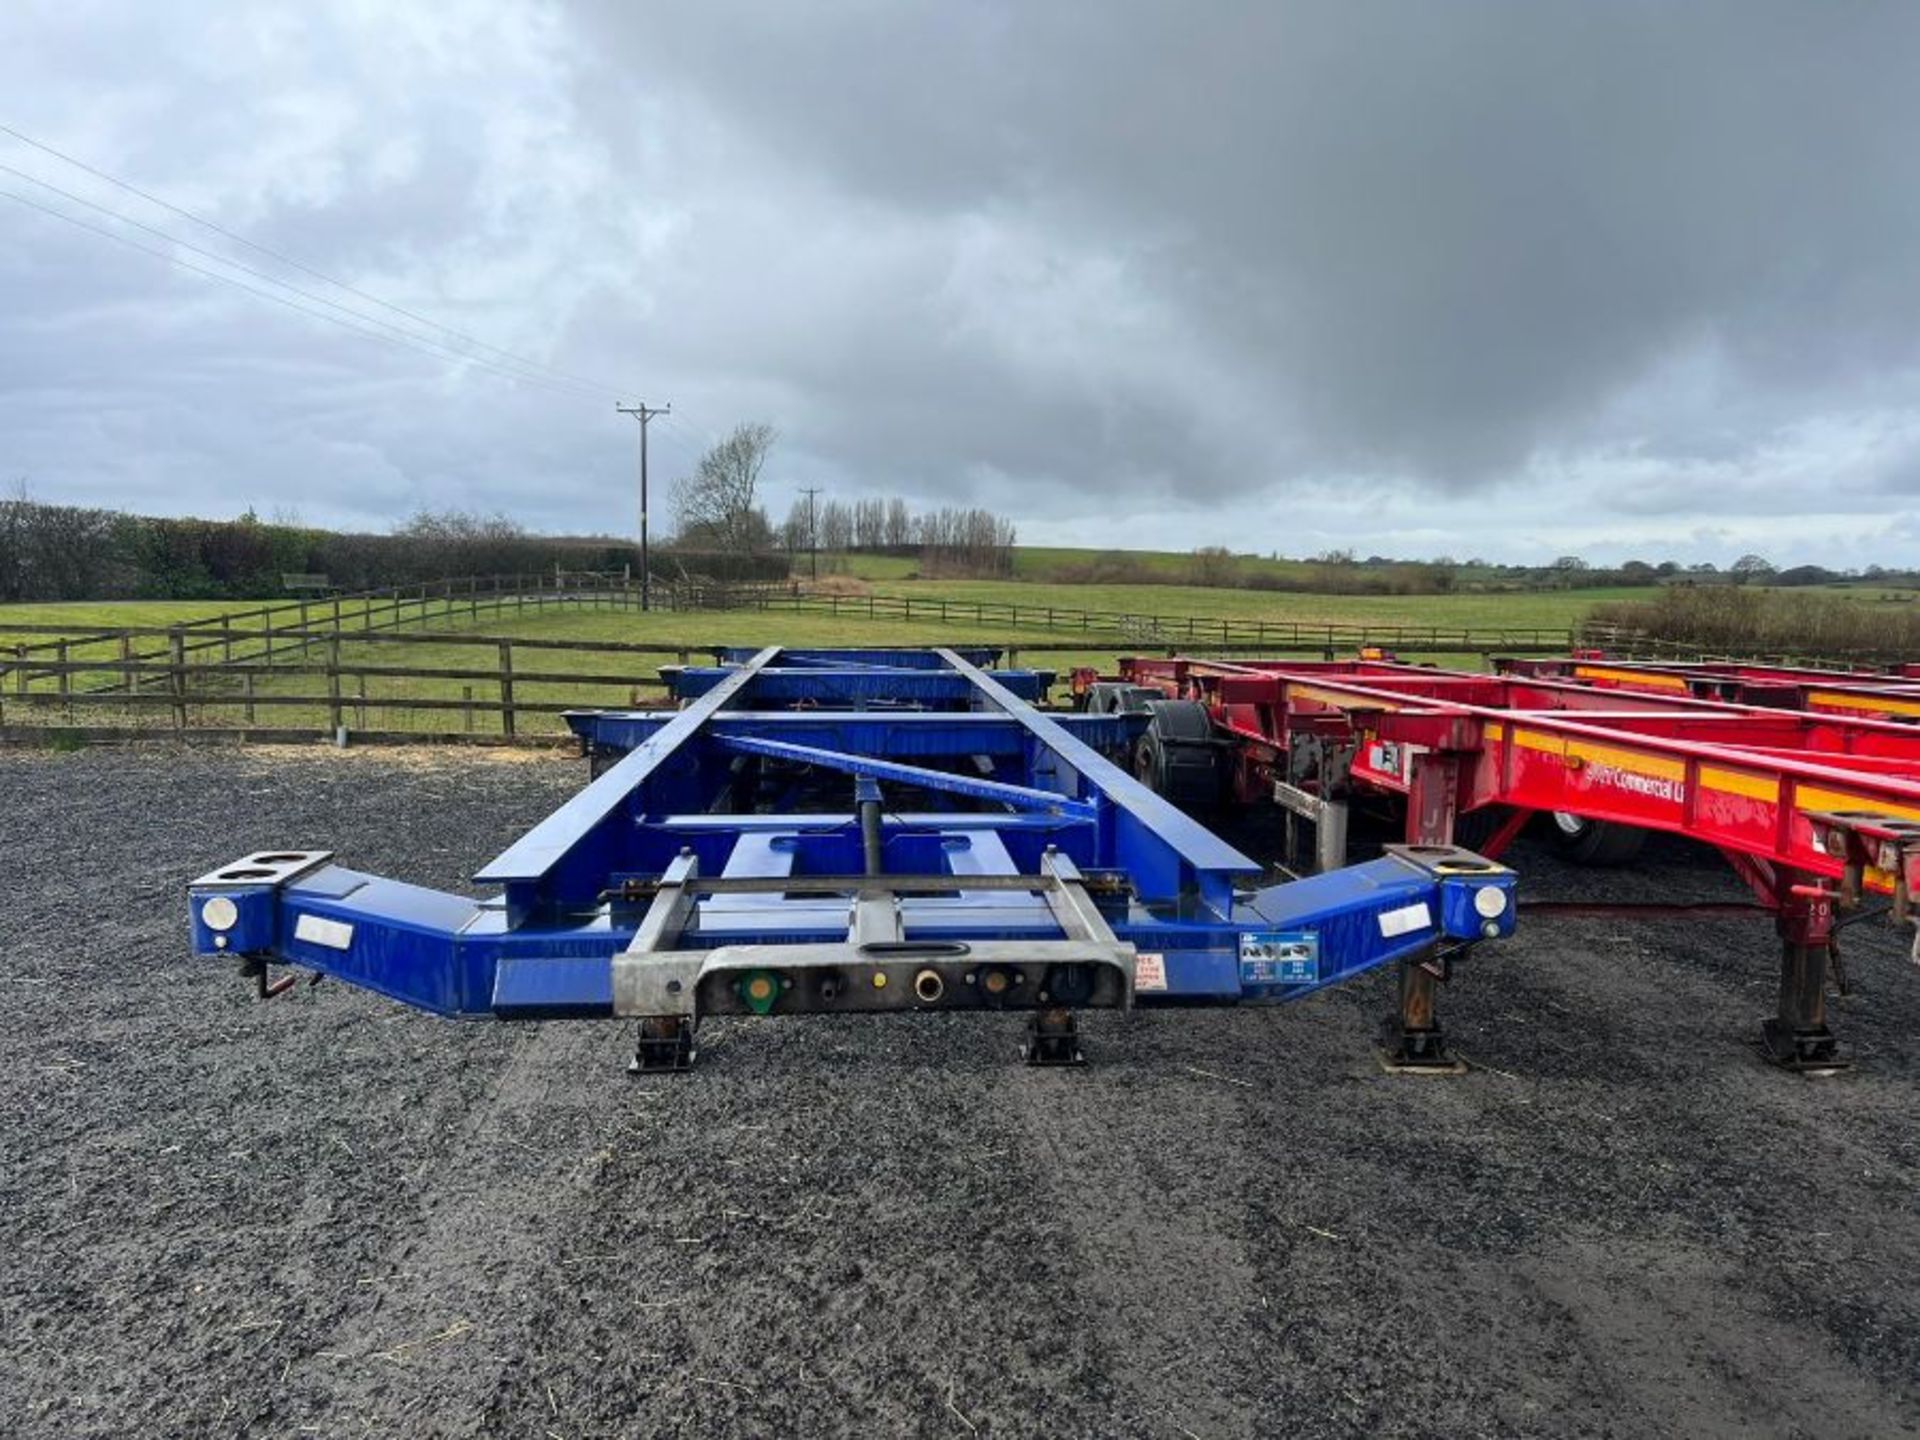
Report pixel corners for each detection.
[55,569,1907,742]
[0,582,1543,737]
[0,579,1643,641]
[0,602,1143,736]
[838,545,1420,585]
[855,576,1644,629]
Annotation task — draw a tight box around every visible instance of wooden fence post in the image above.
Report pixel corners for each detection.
[327,637,343,735]
[244,670,256,725]
[168,628,187,730]
[498,640,516,737]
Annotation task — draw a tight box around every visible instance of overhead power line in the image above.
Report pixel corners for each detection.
[0,165,610,403]
[0,185,619,401]
[0,119,627,398]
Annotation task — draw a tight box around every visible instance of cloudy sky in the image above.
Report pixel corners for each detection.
[3,1,1918,567]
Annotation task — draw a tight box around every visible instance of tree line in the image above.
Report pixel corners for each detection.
[671,422,1017,578]
[0,496,676,603]
[779,499,1016,578]
[1589,584,1920,659]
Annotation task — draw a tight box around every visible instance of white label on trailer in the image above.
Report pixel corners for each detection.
[1133,953,1168,992]
[294,914,354,951]
[1378,902,1432,939]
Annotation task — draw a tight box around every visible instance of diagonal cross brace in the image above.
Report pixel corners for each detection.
[715,733,1098,820]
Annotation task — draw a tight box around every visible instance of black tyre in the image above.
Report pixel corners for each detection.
[1549,811,1647,866]
[1085,682,1162,715]
[1452,804,1509,853]
[1133,699,1223,811]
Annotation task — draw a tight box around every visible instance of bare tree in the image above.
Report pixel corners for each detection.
[1188,545,1238,587]
[780,496,816,556]
[916,506,1017,577]
[819,499,854,552]
[883,497,911,550]
[847,497,878,550]
[673,422,777,555]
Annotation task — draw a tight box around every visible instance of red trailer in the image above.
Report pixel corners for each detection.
[1102,655,1920,1072]
[1497,655,1920,721]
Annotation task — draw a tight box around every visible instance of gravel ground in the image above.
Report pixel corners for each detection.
[2,744,1918,1440]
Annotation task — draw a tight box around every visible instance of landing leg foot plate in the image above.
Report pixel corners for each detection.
[1759,1019,1850,1075]
[1376,1018,1467,1075]
[630,1015,697,1074]
[1023,1007,1086,1067]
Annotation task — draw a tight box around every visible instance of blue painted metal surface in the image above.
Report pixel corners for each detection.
[564,709,1147,759]
[664,665,1053,703]
[713,734,1100,819]
[187,647,1517,1034]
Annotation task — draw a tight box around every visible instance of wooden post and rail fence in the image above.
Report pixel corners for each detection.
[1,570,1893,743]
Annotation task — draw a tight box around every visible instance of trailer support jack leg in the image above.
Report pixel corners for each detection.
[1378,955,1465,1074]
[1024,1007,1085,1067]
[630,1016,698,1074]
[1381,754,1468,1073]
[1761,884,1848,1073]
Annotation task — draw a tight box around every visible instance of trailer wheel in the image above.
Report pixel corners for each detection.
[1452,805,1508,853]
[1549,812,1647,866]
[1133,700,1222,811]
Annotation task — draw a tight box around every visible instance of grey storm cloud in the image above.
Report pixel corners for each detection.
[3,0,1919,564]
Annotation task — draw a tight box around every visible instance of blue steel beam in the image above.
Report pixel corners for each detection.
[712,647,1001,670]
[665,666,1052,704]
[712,733,1100,819]
[938,648,1259,916]
[189,848,1514,1017]
[565,709,1146,760]
[475,645,779,921]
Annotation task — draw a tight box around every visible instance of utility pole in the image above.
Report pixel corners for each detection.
[800,486,823,581]
[616,401,671,611]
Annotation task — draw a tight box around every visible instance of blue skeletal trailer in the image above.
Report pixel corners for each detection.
[187,647,1514,1069]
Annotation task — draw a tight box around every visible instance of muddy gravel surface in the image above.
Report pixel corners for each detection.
[2,744,1918,1439]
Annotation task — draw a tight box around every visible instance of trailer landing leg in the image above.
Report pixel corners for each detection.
[1377,955,1465,1073]
[1761,885,1848,1073]
[1380,755,1469,1073]
[1023,1007,1086,1067]
[630,1016,698,1074]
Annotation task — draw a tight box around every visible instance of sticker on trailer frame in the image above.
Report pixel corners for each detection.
[294,914,354,951]
[1238,930,1319,986]
[1134,952,1168,992]
[1378,901,1432,939]
[1359,740,1420,785]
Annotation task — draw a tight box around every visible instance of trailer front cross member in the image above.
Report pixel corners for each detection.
[187,647,1516,1070]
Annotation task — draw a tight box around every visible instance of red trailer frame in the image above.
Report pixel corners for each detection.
[1112,655,1920,1071]
[1498,655,1920,722]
